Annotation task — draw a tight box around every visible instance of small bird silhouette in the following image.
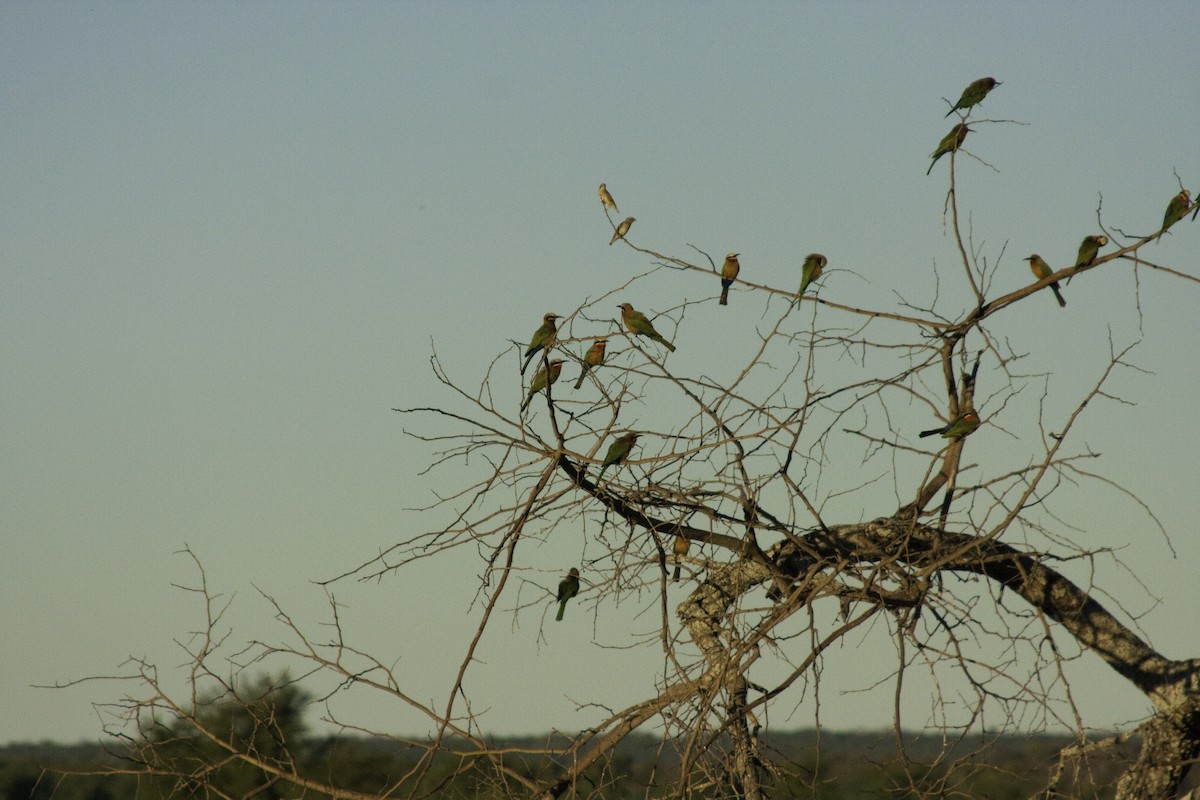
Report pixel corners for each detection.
[919,410,981,439]
[1074,235,1108,268]
[597,431,639,483]
[1025,254,1066,307]
[797,253,827,300]
[610,216,636,245]
[927,123,969,175]
[573,337,608,390]
[520,359,563,413]
[672,534,690,582]
[619,303,675,351]
[945,77,1001,117]
[522,313,559,373]
[719,253,741,306]
[598,183,618,213]
[555,568,580,621]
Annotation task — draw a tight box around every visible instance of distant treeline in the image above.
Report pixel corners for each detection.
[0,730,1157,799]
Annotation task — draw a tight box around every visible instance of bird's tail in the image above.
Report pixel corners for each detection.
[1050,283,1067,308]
[555,601,566,621]
[719,286,730,306]
[672,564,681,582]
[661,338,676,352]
[918,429,940,438]
[573,370,587,390]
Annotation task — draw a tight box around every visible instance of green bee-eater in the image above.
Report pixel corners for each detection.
[619,303,675,352]
[1161,190,1191,240]
[1024,254,1066,307]
[555,568,580,621]
[522,312,559,373]
[672,534,690,582]
[719,253,740,306]
[1075,235,1108,268]
[919,409,981,439]
[520,359,564,412]
[610,216,636,245]
[797,253,828,300]
[1068,234,1108,284]
[599,183,618,213]
[597,431,639,483]
[927,124,969,176]
[573,337,608,390]
[945,77,1000,118]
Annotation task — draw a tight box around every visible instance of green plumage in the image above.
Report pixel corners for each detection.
[619,303,675,352]
[520,360,563,412]
[522,313,559,372]
[919,410,981,439]
[555,568,580,622]
[797,253,827,300]
[945,77,1000,118]
[1074,235,1108,268]
[1162,190,1191,236]
[597,432,639,483]
[927,124,969,175]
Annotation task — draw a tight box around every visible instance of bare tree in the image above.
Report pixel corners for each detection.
[63,94,1198,800]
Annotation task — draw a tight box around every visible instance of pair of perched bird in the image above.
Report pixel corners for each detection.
[718,252,828,306]
[927,77,1001,175]
[599,183,636,246]
[1023,234,1109,308]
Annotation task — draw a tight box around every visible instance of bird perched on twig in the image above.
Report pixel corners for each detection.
[521,313,559,373]
[555,568,580,622]
[520,359,563,413]
[672,535,690,582]
[919,410,981,440]
[927,124,969,176]
[610,216,635,245]
[718,253,740,306]
[1068,235,1108,284]
[573,337,608,390]
[1160,190,1191,241]
[797,253,827,301]
[619,303,675,352]
[945,77,1001,118]
[1025,254,1066,308]
[597,432,639,483]
[598,183,618,213]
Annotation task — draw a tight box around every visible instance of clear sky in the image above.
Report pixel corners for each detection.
[3,2,1198,745]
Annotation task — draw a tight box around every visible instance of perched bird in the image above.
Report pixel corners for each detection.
[520,359,563,412]
[719,253,741,306]
[1075,235,1108,268]
[573,337,608,390]
[927,123,969,176]
[619,303,675,351]
[797,253,828,300]
[672,534,690,582]
[521,313,559,373]
[1024,254,1066,308]
[1068,234,1108,284]
[598,183,618,213]
[919,409,982,439]
[945,77,1001,118]
[610,216,636,245]
[596,431,639,483]
[555,568,580,622]
[1161,190,1192,239]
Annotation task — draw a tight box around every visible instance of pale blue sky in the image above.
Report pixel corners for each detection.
[3,2,1198,744]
